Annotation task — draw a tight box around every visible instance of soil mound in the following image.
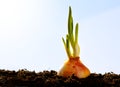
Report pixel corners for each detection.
[0,69,120,87]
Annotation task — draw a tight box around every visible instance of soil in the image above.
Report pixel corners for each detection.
[0,69,120,87]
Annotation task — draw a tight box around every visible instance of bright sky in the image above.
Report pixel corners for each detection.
[0,0,120,74]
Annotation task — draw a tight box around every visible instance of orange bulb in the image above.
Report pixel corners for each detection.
[58,57,90,78]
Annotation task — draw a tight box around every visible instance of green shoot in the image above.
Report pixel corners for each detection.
[62,6,80,58]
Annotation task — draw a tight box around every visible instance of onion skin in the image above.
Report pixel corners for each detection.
[58,57,90,78]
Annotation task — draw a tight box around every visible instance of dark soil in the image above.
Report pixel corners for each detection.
[0,69,120,87]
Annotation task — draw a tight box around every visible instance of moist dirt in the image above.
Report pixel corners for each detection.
[0,69,120,87]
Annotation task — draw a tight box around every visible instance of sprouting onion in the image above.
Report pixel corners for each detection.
[58,6,90,78]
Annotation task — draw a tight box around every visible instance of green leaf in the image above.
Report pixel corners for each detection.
[75,23,79,44]
[68,6,74,49]
[62,6,80,58]
[62,37,66,48]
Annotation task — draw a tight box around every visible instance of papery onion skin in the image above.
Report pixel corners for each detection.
[58,57,90,78]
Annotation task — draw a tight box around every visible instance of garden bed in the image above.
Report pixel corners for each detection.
[0,69,120,87]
